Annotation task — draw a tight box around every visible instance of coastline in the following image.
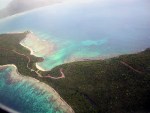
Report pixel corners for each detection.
[20,31,55,71]
[1,32,150,113]
[35,63,46,71]
[19,31,138,71]
[0,32,75,112]
[0,64,75,113]
[20,40,35,56]
[20,31,116,71]
[7,31,147,72]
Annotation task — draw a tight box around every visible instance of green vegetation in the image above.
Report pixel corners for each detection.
[0,33,150,113]
[0,33,43,76]
[43,49,150,113]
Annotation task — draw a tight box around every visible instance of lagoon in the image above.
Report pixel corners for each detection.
[0,0,150,70]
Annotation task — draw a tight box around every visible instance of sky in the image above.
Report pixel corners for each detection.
[0,0,12,9]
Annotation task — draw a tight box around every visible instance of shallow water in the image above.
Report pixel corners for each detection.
[0,0,150,112]
[0,0,150,70]
[0,65,73,113]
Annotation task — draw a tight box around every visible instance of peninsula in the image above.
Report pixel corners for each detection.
[0,32,150,113]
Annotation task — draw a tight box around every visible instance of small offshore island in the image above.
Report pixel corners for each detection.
[0,32,150,113]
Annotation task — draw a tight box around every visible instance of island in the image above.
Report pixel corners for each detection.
[0,32,150,113]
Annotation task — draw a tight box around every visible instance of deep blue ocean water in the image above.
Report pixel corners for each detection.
[0,0,150,70]
[0,65,70,113]
[0,0,150,112]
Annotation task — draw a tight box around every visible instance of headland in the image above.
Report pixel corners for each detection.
[0,32,150,113]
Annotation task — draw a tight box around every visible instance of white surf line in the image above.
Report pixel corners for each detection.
[13,48,65,79]
[0,47,37,75]
[19,32,66,79]
[20,31,50,71]
[0,64,75,113]
[0,46,66,79]
[35,63,46,71]
[13,49,45,78]
[0,47,31,70]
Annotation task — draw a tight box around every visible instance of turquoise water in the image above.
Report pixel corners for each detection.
[0,0,150,70]
[0,0,150,112]
[0,65,71,113]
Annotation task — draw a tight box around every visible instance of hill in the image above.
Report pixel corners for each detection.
[42,48,150,113]
[0,32,150,113]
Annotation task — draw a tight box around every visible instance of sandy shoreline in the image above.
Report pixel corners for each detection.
[20,31,55,71]
[20,40,35,56]
[35,63,46,71]
[0,64,74,113]
[0,32,75,112]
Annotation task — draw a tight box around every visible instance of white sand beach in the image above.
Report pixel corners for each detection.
[20,32,56,71]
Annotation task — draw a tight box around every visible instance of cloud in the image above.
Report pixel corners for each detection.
[0,0,12,9]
